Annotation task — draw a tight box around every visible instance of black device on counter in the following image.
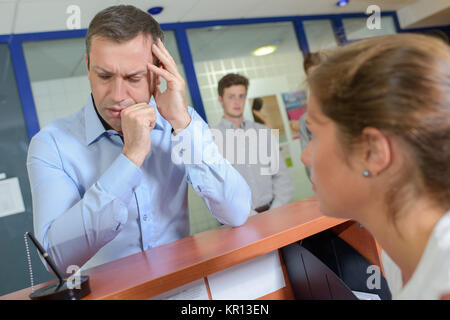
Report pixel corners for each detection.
[24,232,90,300]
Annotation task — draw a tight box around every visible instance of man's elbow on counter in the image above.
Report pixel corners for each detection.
[226,187,252,227]
[228,210,250,227]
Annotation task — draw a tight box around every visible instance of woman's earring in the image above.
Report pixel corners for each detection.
[363,170,371,178]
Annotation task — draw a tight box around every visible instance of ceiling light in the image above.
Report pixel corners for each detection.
[336,0,349,7]
[252,45,278,56]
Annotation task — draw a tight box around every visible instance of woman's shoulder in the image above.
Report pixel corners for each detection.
[403,210,450,299]
[432,210,450,250]
[423,211,450,298]
[386,210,450,299]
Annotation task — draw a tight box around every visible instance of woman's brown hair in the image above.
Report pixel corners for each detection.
[303,52,326,74]
[308,33,450,214]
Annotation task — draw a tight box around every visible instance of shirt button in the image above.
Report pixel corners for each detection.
[143,214,148,221]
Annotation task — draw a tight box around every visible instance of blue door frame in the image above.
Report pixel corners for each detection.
[0,10,447,140]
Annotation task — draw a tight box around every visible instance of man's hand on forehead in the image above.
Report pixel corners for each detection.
[146,37,190,132]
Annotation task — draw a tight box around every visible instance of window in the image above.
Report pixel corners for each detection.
[302,19,339,52]
[23,37,89,128]
[343,16,396,41]
[187,22,315,233]
[188,22,305,127]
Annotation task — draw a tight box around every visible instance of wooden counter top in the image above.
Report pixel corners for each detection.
[1,197,349,300]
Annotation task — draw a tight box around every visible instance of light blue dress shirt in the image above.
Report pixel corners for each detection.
[27,96,251,274]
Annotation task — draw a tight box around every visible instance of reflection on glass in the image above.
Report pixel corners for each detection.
[187,22,305,128]
[187,22,315,234]
[343,16,396,40]
[159,30,193,107]
[302,19,339,53]
[23,38,89,128]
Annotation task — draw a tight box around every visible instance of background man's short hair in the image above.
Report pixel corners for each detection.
[218,73,249,97]
[252,98,263,111]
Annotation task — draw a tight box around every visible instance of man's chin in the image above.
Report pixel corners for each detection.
[227,112,244,119]
[110,123,122,133]
[102,116,122,133]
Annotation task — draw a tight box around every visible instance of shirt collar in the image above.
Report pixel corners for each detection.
[84,95,165,145]
[219,117,249,129]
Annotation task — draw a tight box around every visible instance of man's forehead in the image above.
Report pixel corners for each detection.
[90,33,154,47]
[224,85,247,93]
[89,33,153,73]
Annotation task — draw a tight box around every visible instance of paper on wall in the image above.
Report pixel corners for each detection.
[0,177,26,218]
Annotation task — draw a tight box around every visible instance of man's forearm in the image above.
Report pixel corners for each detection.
[171,110,251,226]
[29,145,141,274]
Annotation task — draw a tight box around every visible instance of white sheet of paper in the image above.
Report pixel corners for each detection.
[0,177,25,218]
[207,250,285,300]
[149,278,210,300]
[352,290,381,300]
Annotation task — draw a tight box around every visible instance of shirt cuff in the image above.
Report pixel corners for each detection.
[98,153,143,205]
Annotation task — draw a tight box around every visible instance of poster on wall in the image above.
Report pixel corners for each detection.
[281,91,308,140]
[249,95,287,144]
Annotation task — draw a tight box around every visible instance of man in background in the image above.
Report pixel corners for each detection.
[214,73,293,215]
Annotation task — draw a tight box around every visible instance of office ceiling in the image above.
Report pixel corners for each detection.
[1,0,448,35]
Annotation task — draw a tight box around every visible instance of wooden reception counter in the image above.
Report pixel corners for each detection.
[1,197,382,300]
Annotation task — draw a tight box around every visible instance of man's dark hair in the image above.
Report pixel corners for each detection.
[217,73,249,97]
[252,98,263,111]
[85,5,164,69]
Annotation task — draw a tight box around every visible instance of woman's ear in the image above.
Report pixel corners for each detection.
[361,127,392,177]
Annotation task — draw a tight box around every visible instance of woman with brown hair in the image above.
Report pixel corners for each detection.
[301,33,450,299]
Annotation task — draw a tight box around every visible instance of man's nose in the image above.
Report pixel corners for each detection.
[111,78,128,103]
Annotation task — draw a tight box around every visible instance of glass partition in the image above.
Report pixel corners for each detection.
[343,16,396,40]
[302,19,339,52]
[0,43,53,295]
[187,22,315,233]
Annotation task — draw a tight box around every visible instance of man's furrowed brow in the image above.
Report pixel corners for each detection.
[92,66,147,77]
[126,69,147,77]
[92,66,112,74]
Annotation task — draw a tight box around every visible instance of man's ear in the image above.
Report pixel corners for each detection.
[361,127,392,177]
[218,95,223,106]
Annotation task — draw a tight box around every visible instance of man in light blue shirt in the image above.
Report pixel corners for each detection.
[26,5,251,274]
